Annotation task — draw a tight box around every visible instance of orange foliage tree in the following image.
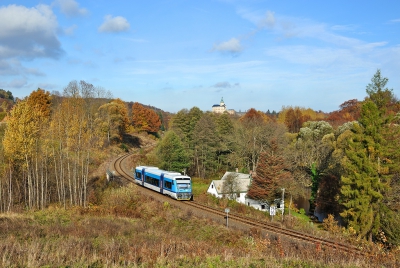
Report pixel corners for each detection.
[132,102,161,133]
[278,106,326,133]
[247,139,292,203]
[239,108,269,125]
[27,88,52,118]
[326,99,361,128]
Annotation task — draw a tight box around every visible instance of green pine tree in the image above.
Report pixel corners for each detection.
[156,131,189,172]
[339,70,396,241]
[339,122,383,240]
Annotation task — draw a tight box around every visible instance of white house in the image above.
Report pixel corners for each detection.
[207,172,251,204]
[207,171,284,213]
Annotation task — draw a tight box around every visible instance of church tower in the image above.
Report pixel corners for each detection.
[220,97,226,108]
[212,97,227,113]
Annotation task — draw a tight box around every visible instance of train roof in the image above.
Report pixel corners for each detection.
[135,166,159,170]
[135,166,190,179]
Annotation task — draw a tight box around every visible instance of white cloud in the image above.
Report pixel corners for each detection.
[213,81,232,88]
[98,15,130,33]
[8,77,28,88]
[0,59,45,77]
[64,24,78,36]
[53,0,87,17]
[237,8,275,29]
[259,11,275,29]
[37,83,57,90]
[330,24,358,32]
[213,81,240,89]
[0,4,63,60]
[212,38,243,54]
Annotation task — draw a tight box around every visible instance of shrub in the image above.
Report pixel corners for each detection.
[120,143,129,152]
[322,214,340,234]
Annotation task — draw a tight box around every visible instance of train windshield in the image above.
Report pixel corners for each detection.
[177,183,191,189]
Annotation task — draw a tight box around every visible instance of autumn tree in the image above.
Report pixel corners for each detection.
[240,108,270,125]
[132,102,161,133]
[326,99,361,128]
[112,98,130,133]
[247,139,292,204]
[97,98,130,144]
[3,100,46,209]
[231,108,286,173]
[0,81,111,211]
[48,80,106,208]
[285,107,306,133]
[27,88,52,118]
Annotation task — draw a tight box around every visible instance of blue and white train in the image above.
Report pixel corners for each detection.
[134,166,193,201]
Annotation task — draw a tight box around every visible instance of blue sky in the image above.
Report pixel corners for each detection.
[1,0,399,113]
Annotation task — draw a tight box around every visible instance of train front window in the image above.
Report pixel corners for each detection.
[177,183,190,189]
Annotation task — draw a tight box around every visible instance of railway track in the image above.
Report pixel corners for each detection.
[111,153,369,259]
[188,201,366,257]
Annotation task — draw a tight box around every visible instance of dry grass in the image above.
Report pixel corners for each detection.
[0,185,398,267]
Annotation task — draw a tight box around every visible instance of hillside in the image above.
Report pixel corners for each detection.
[1,133,398,267]
[2,185,396,268]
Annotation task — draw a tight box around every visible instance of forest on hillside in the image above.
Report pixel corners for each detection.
[0,70,399,249]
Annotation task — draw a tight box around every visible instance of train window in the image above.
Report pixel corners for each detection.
[145,175,159,186]
[177,183,190,189]
[176,177,191,181]
[164,181,172,189]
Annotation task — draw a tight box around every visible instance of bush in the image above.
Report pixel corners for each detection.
[0,112,6,121]
[120,143,129,152]
[322,214,340,234]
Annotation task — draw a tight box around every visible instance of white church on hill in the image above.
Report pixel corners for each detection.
[212,98,236,115]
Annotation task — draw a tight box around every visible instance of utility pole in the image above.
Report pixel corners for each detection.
[281,188,285,221]
[225,208,230,228]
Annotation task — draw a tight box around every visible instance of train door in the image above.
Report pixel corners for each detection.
[160,173,164,194]
[141,169,145,186]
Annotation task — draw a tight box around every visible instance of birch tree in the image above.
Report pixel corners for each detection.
[3,100,44,209]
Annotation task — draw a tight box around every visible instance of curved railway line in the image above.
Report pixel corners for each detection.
[112,152,371,260]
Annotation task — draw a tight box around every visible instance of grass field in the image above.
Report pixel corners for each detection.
[0,183,397,267]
